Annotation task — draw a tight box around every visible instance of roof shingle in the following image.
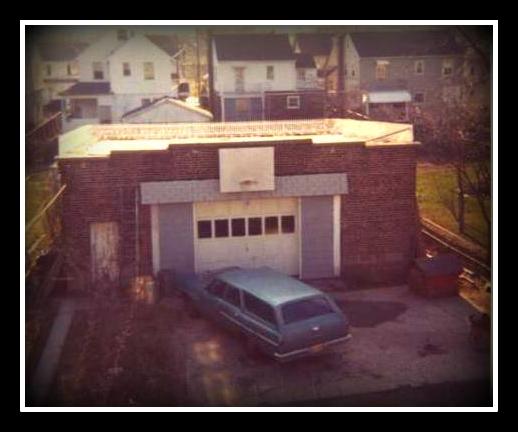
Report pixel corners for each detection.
[38,42,89,62]
[295,53,316,68]
[350,30,465,57]
[296,33,333,56]
[214,34,295,61]
[60,82,112,96]
[145,34,180,57]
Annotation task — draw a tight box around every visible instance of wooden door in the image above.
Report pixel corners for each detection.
[90,222,119,287]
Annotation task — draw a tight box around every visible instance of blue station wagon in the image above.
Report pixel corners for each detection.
[174,267,352,362]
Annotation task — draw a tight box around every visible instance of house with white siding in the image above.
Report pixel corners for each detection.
[211,34,325,121]
[121,96,213,123]
[60,29,183,132]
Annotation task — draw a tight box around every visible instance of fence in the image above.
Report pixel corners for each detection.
[25,170,66,303]
[26,112,62,171]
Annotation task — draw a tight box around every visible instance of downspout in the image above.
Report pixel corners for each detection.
[135,186,140,277]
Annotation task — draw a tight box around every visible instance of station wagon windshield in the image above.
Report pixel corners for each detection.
[282,296,335,324]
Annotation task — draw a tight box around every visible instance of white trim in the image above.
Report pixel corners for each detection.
[193,203,198,272]
[151,204,160,275]
[298,197,303,279]
[286,95,301,109]
[333,195,341,277]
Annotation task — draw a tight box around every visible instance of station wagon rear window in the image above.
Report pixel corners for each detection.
[282,296,335,324]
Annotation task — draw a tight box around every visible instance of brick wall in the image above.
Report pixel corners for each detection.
[59,140,418,288]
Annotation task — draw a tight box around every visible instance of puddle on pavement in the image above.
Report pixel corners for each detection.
[337,300,408,328]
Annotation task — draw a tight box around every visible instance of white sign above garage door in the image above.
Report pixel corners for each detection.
[219,147,275,193]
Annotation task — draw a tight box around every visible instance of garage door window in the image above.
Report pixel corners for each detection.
[248,217,262,236]
[265,216,279,235]
[215,219,229,238]
[198,220,212,238]
[231,218,246,237]
[281,216,296,233]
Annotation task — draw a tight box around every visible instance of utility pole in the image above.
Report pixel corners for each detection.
[207,29,215,116]
[196,29,201,97]
[336,33,345,118]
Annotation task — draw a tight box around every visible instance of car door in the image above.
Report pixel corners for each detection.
[203,279,227,319]
[216,284,243,333]
[238,292,281,354]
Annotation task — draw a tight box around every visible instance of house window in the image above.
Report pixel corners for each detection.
[141,98,151,106]
[46,64,52,76]
[375,61,389,80]
[248,217,262,236]
[93,62,104,80]
[415,60,424,75]
[442,59,454,76]
[235,98,250,113]
[265,216,279,235]
[143,62,155,80]
[197,220,212,239]
[266,65,274,80]
[234,67,245,93]
[231,218,246,237]
[67,64,72,76]
[414,92,425,104]
[287,95,301,110]
[215,219,229,238]
[297,69,306,81]
[117,29,128,41]
[123,62,131,76]
[351,69,356,77]
[281,216,295,233]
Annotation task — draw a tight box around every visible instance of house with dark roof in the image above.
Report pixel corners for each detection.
[293,33,338,90]
[60,29,185,132]
[211,34,324,121]
[32,41,89,115]
[344,29,467,121]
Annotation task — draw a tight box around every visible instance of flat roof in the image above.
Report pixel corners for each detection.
[218,267,321,307]
[58,118,416,159]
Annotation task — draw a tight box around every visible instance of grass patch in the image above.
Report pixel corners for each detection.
[416,162,490,248]
[48,299,192,407]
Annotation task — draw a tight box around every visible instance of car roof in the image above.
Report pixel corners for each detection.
[217,267,323,307]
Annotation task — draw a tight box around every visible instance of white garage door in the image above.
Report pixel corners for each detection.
[194,198,299,275]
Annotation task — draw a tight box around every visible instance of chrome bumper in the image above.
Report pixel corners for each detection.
[274,333,352,361]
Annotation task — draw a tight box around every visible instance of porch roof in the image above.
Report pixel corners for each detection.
[367,90,412,104]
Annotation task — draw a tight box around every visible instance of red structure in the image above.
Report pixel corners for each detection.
[408,254,463,297]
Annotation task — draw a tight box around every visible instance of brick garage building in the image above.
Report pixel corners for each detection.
[57,119,419,290]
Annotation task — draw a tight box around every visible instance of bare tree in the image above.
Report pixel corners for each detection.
[417,97,491,247]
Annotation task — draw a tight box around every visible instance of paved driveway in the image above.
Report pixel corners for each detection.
[166,283,491,406]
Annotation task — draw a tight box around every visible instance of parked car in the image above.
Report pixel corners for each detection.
[174,267,351,362]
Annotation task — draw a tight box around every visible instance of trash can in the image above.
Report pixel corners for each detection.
[409,254,463,297]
